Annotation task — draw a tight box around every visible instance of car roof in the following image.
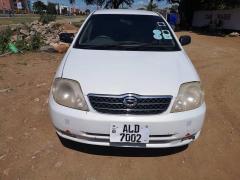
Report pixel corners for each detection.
[93,9,160,16]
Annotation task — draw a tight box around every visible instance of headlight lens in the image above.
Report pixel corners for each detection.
[171,82,204,113]
[52,78,89,111]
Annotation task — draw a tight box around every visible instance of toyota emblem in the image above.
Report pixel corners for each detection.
[123,96,138,108]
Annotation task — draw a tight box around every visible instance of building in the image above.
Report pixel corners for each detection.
[0,0,12,12]
[13,0,29,12]
[0,0,30,13]
[192,8,240,31]
[1,0,79,14]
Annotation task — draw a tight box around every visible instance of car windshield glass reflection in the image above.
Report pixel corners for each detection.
[74,14,180,51]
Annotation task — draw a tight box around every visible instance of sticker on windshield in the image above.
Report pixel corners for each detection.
[162,30,172,39]
[153,29,162,40]
[157,22,166,26]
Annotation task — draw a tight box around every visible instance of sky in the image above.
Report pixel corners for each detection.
[46,0,170,11]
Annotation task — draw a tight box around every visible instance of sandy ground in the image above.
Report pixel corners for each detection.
[0,32,240,180]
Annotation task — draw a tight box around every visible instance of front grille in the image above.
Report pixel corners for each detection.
[88,94,172,115]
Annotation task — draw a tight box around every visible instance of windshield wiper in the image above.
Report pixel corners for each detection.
[78,44,120,49]
[77,42,178,51]
[119,42,177,51]
[117,41,150,47]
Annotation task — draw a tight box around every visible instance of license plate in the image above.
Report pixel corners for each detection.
[110,123,150,143]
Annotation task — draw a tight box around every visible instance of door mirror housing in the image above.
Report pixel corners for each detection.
[179,35,191,46]
[59,33,74,44]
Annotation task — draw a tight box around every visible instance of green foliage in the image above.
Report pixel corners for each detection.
[14,33,43,51]
[33,1,47,14]
[47,2,57,14]
[144,0,158,11]
[84,0,134,9]
[0,26,43,55]
[85,9,91,14]
[39,14,56,24]
[87,0,174,10]
[0,27,13,54]
[29,33,43,50]
[15,38,29,51]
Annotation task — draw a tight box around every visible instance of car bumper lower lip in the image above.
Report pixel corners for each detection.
[49,95,206,148]
[56,129,201,148]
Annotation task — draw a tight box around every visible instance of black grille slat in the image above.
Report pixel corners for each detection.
[88,94,172,115]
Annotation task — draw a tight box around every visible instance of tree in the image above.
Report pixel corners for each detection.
[144,1,158,11]
[85,9,91,14]
[47,2,57,14]
[33,1,46,14]
[146,0,179,12]
[84,0,134,9]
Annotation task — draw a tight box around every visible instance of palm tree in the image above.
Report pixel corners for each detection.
[84,0,134,9]
[144,0,179,11]
[144,0,158,11]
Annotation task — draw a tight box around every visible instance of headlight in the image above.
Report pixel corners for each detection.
[171,82,204,113]
[52,78,89,111]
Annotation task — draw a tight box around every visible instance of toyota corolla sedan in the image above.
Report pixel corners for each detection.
[49,9,206,148]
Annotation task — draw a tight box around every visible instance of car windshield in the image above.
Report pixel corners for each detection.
[74,14,181,51]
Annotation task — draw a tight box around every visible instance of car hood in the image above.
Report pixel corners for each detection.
[62,49,199,96]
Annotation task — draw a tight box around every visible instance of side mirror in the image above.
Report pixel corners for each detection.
[179,35,191,46]
[59,33,74,44]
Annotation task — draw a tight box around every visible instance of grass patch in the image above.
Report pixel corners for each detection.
[0,16,39,25]
[0,15,86,26]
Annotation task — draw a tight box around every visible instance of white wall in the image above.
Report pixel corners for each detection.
[192,9,240,30]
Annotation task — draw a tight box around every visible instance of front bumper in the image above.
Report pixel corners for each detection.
[49,95,206,148]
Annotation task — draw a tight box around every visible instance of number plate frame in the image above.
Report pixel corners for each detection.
[110,123,150,143]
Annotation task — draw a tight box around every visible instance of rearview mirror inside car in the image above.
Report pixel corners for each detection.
[59,33,74,44]
[179,35,191,46]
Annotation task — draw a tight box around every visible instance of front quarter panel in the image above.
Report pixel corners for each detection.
[55,12,95,79]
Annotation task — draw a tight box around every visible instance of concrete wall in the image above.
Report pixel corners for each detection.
[192,9,240,30]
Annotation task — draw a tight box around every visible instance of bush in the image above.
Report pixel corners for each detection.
[0,27,13,54]
[39,14,56,24]
[15,38,29,51]
[0,26,44,55]
[14,33,43,51]
[29,33,43,50]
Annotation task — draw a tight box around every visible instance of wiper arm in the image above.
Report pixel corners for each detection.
[77,42,176,51]
[78,44,121,49]
[117,41,150,47]
[118,43,177,51]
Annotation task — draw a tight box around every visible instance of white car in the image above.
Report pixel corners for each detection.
[49,9,206,148]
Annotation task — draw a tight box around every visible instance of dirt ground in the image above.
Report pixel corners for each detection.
[0,32,240,180]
